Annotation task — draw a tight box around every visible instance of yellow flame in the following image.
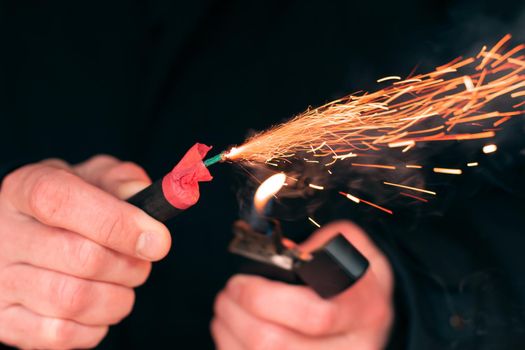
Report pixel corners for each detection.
[254,173,286,214]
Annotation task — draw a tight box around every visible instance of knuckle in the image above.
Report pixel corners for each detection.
[29,169,74,223]
[108,161,148,179]
[0,169,20,195]
[251,326,285,350]
[41,158,70,169]
[95,211,125,246]
[74,239,106,278]
[241,285,265,313]
[42,318,76,350]
[1,164,37,197]
[90,154,119,165]
[51,276,91,318]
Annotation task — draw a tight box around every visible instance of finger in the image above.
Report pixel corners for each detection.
[210,318,243,350]
[224,273,391,336]
[1,264,135,326]
[40,158,71,170]
[1,219,151,287]
[0,304,108,349]
[215,291,382,350]
[74,155,151,199]
[214,291,314,350]
[300,220,393,291]
[2,163,171,261]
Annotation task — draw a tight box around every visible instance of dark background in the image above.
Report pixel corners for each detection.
[1,1,525,349]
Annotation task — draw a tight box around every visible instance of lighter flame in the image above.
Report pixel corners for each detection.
[254,173,286,214]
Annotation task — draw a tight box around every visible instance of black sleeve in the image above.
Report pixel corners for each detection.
[371,177,525,350]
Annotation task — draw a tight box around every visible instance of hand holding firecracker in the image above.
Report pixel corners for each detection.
[212,221,394,350]
[0,156,172,349]
[0,144,214,349]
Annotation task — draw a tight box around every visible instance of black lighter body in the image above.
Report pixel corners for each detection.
[229,219,369,299]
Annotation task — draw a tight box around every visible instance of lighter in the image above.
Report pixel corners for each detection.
[229,174,369,299]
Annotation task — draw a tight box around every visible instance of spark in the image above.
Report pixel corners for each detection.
[394,78,422,84]
[377,76,401,83]
[513,101,525,109]
[477,34,511,70]
[351,163,396,170]
[383,181,437,195]
[494,116,512,126]
[433,168,463,175]
[338,191,360,203]
[483,144,498,154]
[221,36,525,216]
[463,76,475,91]
[308,217,321,228]
[402,143,415,152]
[388,140,416,148]
[399,192,429,202]
[339,191,393,214]
[224,36,524,165]
[332,152,357,160]
[357,198,393,214]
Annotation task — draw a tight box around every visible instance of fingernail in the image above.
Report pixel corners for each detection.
[136,232,164,260]
[118,181,150,199]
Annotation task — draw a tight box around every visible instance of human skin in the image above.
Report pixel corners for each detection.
[211,221,394,350]
[0,156,171,349]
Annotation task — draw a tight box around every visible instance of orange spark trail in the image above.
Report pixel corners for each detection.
[351,163,397,170]
[308,217,321,228]
[339,192,393,214]
[433,168,463,175]
[399,192,429,202]
[223,35,524,164]
[383,181,437,195]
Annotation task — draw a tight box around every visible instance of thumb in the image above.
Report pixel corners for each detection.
[74,155,151,199]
